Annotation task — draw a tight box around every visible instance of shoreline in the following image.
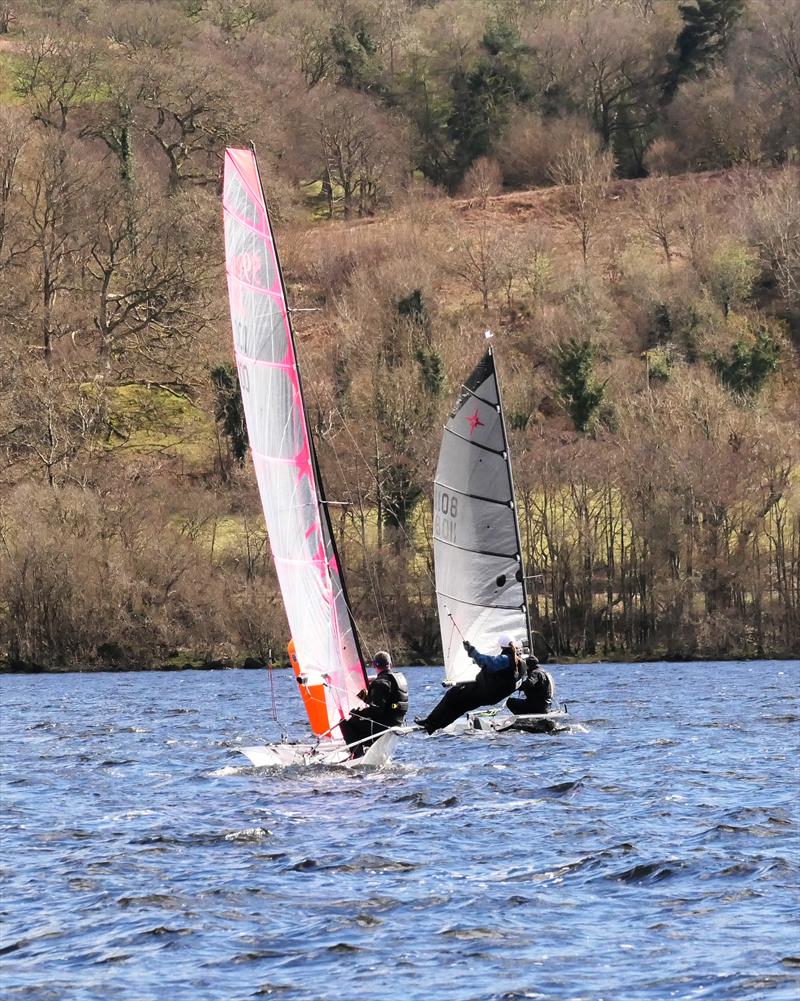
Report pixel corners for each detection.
[2,654,797,675]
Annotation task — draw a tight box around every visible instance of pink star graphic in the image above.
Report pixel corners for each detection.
[466,409,484,434]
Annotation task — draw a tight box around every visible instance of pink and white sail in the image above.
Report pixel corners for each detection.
[222,147,367,736]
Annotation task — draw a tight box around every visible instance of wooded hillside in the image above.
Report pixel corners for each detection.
[1,0,798,669]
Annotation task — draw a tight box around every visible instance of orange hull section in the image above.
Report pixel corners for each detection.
[289,640,331,737]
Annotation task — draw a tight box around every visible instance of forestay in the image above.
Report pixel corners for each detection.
[222,147,367,736]
[433,348,530,684]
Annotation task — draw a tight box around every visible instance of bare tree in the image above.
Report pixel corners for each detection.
[448,219,503,311]
[563,9,667,159]
[666,74,770,170]
[0,109,29,259]
[136,57,248,191]
[276,1,335,87]
[497,111,598,189]
[15,137,86,364]
[373,0,414,84]
[747,167,800,306]
[461,156,502,209]
[632,176,679,267]
[82,175,216,381]
[1,356,107,487]
[675,177,718,270]
[750,0,800,91]
[301,89,409,218]
[0,4,17,33]
[15,31,100,133]
[494,224,553,311]
[107,2,186,56]
[548,135,615,266]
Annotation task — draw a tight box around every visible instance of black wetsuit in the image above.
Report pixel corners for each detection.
[506,669,554,715]
[418,645,520,734]
[339,670,409,757]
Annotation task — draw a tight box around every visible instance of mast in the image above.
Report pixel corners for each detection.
[489,344,533,654]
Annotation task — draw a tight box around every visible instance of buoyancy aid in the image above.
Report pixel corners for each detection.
[365,670,409,718]
[523,669,555,708]
[387,671,409,716]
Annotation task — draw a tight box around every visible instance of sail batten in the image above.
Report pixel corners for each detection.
[223,147,368,737]
[455,389,501,409]
[233,350,295,370]
[440,429,507,456]
[433,483,513,507]
[437,592,525,611]
[433,348,531,685]
[435,539,520,560]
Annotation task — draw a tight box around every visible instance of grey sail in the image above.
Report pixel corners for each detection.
[433,348,530,684]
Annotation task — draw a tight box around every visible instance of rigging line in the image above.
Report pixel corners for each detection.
[301,382,389,660]
[297,672,364,707]
[267,648,289,742]
[315,398,396,651]
[267,648,278,721]
[336,445,391,657]
[335,404,438,594]
[445,619,458,669]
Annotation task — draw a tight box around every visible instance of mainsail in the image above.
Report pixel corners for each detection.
[222,147,368,737]
[433,348,531,684]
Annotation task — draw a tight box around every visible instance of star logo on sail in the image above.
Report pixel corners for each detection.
[466,409,484,434]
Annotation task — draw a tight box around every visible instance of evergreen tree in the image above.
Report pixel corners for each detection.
[445,18,529,189]
[396,289,444,396]
[211,365,248,467]
[331,16,378,91]
[557,338,605,433]
[713,328,781,397]
[415,347,445,397]
[402,68,453,187]
[664,0,745,100]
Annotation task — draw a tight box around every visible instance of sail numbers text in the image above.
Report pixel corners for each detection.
[434,487,458,544]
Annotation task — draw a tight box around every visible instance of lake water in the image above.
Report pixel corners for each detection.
[1,661,799,1001]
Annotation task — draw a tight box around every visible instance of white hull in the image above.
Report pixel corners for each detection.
[238,729,399,769]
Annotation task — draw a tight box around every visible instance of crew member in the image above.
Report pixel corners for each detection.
[339,651,409,758]
[506,655,555,715]
[415,634,522,734]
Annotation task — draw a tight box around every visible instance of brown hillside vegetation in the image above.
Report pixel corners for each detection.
[0,0,798,669]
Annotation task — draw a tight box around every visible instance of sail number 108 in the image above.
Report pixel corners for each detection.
[434,487,458,544]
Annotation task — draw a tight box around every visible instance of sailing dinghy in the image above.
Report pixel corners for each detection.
[222,146,400,767]
[432,343,567,735]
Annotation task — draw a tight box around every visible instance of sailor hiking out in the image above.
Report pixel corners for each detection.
[415,634,522,734]
[339,651,409,758]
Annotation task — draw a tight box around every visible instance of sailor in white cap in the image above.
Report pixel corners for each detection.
[415,634,522,734]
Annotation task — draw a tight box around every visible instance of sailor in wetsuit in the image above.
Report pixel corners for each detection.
[339,651,409,758]
[415,634,522,734]
[506,655,555,715]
